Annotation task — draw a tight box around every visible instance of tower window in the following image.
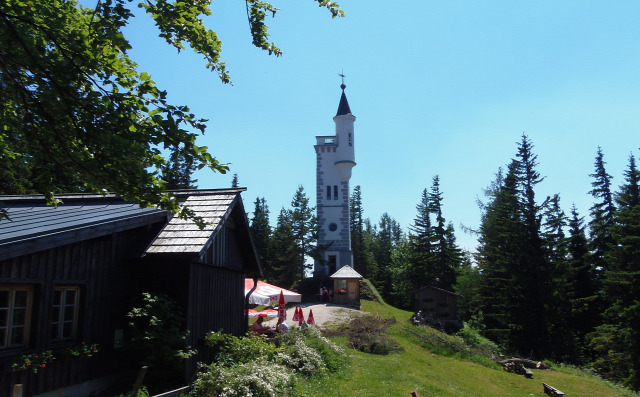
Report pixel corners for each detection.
[348,133,352,146]
[328,223,338,232]
[327,186,331,200]
[333,185,339,200]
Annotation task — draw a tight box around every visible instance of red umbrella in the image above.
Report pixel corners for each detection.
[246,309,259,318]
[307,309,315,325]
[278,290,287,319]
[258,308,278,317]
[298,309,305,326]
[293,306,300,322]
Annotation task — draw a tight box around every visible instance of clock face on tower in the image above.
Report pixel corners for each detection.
[328,223,338,232]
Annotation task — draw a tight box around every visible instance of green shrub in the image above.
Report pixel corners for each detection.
[205,330,276,366]
[126,293,194,370]
[456,324,499,355]
[325,313,402,355]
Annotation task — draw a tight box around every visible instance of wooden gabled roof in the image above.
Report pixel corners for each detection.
[145,191,239,255]
[144,188,262,278]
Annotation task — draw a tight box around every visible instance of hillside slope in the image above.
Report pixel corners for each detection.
[298,293,637,397]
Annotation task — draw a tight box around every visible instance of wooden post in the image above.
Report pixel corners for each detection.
[12,384,24,397]
[131,366,148,395]
[411,390,420,397]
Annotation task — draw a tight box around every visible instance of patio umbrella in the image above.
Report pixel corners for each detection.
[258,308,278,317]
[278,290,287,319]
[292,306,300,322]
[244,279,302,303]
[307,309,315,325]
[298,309,305,326]
[246,309,259,318]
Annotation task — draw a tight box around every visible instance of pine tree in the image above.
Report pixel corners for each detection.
[250,197,271,278]
[566,204,598,363]
[429,176,460,290]
[350,185,368,277]
[269,208,299,289]
[162,144,198,190]
[372,212,401,301]
[514,135,550,356]
[408,188,435,291]
[541,194,574,361]
[593,153,640,389]
[231,174,239,188]
[289,186,316,284]
[588,147,616,276]
[476,163,524,349]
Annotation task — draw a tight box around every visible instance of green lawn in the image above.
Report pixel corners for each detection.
[298,300,637,397]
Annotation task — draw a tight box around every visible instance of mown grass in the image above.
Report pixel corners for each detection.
[297,299,638,397]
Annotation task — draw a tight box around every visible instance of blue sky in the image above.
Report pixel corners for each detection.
[124,0,640,252]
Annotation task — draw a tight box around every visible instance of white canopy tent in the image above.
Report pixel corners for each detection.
[244,279,302,305]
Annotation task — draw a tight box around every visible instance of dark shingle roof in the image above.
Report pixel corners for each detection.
[0,196,167,261]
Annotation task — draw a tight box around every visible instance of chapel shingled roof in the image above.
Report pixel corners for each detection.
[330,265,363,279]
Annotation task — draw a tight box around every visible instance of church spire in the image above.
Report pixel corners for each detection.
[336,76,352,116]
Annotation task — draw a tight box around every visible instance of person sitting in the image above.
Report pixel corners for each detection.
[276,317,290,334]
[250,317,270,335]
[412,310,425,325]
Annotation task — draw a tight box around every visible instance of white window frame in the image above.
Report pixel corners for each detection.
[0,284,33,349]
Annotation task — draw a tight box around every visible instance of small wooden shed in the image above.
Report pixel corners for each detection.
[329,266,363,305]
[415,285,462,328]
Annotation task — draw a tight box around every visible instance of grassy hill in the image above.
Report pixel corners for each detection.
[297,293,637,397]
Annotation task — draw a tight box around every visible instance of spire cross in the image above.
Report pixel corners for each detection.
[338,70,346,90]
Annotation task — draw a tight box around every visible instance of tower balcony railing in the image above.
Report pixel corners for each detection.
[315,135,337,146]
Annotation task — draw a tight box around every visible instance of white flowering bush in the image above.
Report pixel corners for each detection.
[190,361,296,397]
[277,338,326,376]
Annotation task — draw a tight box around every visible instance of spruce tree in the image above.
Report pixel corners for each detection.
[231,174,239,188]
[269,208,299,289]
[541,194,574,361]
[513,135,550,356]
[162,144,198,190]
[588,147,616,276]
[350,185,368,277]
[250,197,271,278]
[408,188,435,291]
[289,186,316,284]
[593,152,640,389]
[476,163,524,349]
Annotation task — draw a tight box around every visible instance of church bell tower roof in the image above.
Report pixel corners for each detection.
[336,83,352,116]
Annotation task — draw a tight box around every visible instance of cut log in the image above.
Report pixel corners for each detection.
[499,358,550,369]
[524,368,534,379]
[543,382,565,396]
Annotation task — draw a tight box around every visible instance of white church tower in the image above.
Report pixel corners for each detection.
[314,81,356,276]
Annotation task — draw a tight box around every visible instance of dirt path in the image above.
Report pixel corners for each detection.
[263,303,360,328]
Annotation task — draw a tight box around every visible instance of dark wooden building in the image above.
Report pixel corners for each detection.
[415,286,462,329]
[0,189,261,397]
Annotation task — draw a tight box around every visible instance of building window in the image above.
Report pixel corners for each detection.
[333,185,339,200]
[0,285,33,349]
[348,132,352,146]
[51,286,80,340]
[326,185,331,200]
[328,222,338,232]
